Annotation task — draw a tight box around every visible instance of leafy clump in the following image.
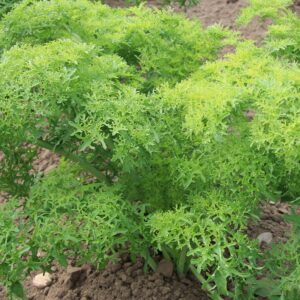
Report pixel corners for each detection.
[157,41,300,202]
[0,0,300,299]
[238,0,300,62]
[1,160,259,299]
[148,193,259,300]
[0,0,21,18]
[237,0,293,23]
[0,0,226,92]
[0,162,152,297]
[0,0,201,20]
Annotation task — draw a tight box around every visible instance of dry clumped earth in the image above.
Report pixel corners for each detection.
[1,0,300,299]
[23,256,209,300]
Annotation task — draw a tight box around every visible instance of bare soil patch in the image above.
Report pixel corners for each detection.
[24,255,209,300]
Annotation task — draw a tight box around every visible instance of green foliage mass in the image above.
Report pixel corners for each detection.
[155,42,300,203]
[0,0,202,20]
[148,193,259,299]
[0,161,152,298]
[0,0,300,299]
[0,0,20,18]
[238,0,300,62]
[0,0,224,91]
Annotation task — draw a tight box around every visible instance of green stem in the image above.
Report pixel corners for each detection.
[177,247,188,279]
[190,265,206,282]
[190,265,215,292]
[164,245,177,260]
[141,249,157,272]
[35,140,106,181]
[161,246,171,261]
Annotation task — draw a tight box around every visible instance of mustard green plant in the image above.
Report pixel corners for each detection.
[1,1,300,299]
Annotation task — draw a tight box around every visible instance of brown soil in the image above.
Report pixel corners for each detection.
[32,149,60,174]
[247,202,292,245]
[107,0,273,42]
[24,256,209,300]
[182,0,272,42]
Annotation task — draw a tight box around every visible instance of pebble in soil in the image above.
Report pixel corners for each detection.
[32,273,52,289]
[25,255,209,300]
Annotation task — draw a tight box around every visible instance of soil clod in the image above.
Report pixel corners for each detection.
[157,259,174,278]
[257,232,273,246]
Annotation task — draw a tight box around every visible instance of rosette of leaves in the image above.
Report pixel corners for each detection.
[0,0,229,197]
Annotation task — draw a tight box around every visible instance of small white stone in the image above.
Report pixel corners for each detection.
[37,249,46,258]
[257,232,273,246]
[32,272,52,289]
[50,266,57,272]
